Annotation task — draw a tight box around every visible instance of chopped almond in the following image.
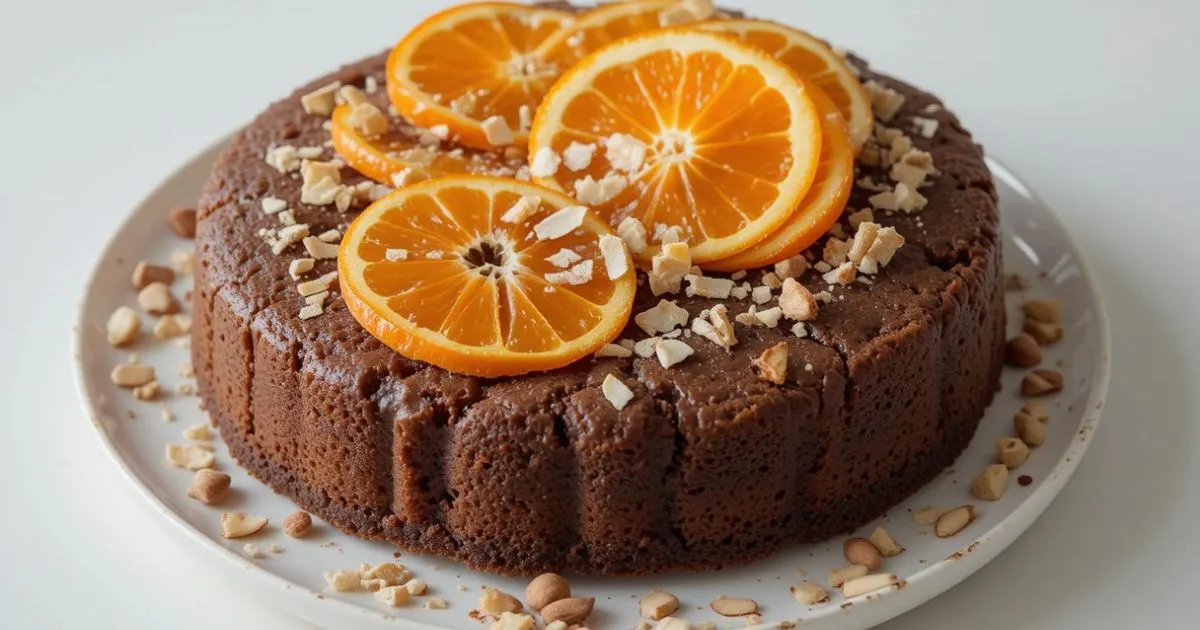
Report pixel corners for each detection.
[754,342,788,384]
[779,278,818,321]
[649,243,691,295]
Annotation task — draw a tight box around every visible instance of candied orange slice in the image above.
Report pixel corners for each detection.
[697,19,873,152]
[541,0,712,69]
[386,2,572,151]
[528,29,822,264]
[330,103,524,186]
[704,87,854,271]
[339,176,636,377]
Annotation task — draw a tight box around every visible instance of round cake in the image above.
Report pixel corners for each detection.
[193,37,1003,575]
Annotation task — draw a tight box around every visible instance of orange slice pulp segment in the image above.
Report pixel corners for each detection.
[339,175,636,377]
[386,2,572,151]
[528,29,823,264]
[697,19,873,153]
[704,87,854,272]
[330,103,525,186]
[541,0,711,69]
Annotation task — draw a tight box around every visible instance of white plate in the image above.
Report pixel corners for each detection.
[74,138,1109,630]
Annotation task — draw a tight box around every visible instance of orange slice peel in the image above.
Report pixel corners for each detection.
[696,19,873,152]
[386,2,572,151]
[704,87,854,271]
[330,103,525,186]
[541,0,713,70]
[529,28,823,264]
[339,175,636,377]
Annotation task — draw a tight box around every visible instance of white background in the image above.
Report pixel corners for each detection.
[2,0,1197,628]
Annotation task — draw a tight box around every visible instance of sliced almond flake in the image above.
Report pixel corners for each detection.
[296,146,324,159]
[779,278,819,321]
[618,339,635,351]
[857,176,891,192]
[303,236,339,259]
[633,336,661,358]
[754,306,783,328]
[299,304,323,320]
[301,177,343,206]
[847,207,874,229]
[791,322,809,338]
[305,291,329,307]
[300,81,342,116]
[605,133,647,173]
[533,205,587,240]
[481,115,514,146]
[654,338,694,368]
[848,221,880,264]
[730,270,748,281]
[617,216,649,254]
[912,116,939,138]
[864,80,905,121]
[384,249,408,262]
[598,234,629,280]
[297,271,338,297]
[751,285,773,304]
[813,290,834,303]
[277,209,297,227]
[684,274,734,299]
[391,167,426,188]
[261,196,287,214]
[867,227,905,266]
[898,148,937,172]
[272,224,310,255]
[753,343,788,385]
[562,141,597,171]
[823,262,856,285]
[165,443,214,470]
[773,257,807,280]
[649,243,691,295]
[813,261,832,273]
[317,229,341,243]
[595,343,633,358]
[823,238,850,265]
[634,299,690,335]
[545,259,594,286]
[546,248,583,268]
[729,285,750,300]
[501,195,542,224]
[655,224,685,245]
[601,374,634,410]
[530,147,561,178]
[890,161,929,190]
[221,512,268,539]
[265,145,301,173]
[734,305,761,327]
[576,173,627,204]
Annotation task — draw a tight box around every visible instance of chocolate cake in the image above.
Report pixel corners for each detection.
[192,42,1003,575]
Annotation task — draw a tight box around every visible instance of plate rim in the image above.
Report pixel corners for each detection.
[71,138,1112,629]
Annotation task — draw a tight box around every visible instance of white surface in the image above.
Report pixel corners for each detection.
[71,129,1109,629]
[1,0,1197,628]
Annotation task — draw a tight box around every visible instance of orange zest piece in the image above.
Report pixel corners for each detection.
[704,87,854,271]
[339,175,636,377]
[386,2,572,151]
[541,0,711,69]
[528,29,823,264]
[697,19,873,152]
[330,103,524,186]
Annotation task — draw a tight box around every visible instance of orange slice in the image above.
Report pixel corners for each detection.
[541,0,712,69]
[330,103,524,186]
[528,29,823,264]
[339,175,636,377]
[697,19,873,152]
[386,2,572,151]
[704,87,854,272]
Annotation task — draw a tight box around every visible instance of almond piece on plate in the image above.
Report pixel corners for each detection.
[525,573,571,611]
[640,590,680,620]
[221,512,268,538]
[709,596,758,617]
